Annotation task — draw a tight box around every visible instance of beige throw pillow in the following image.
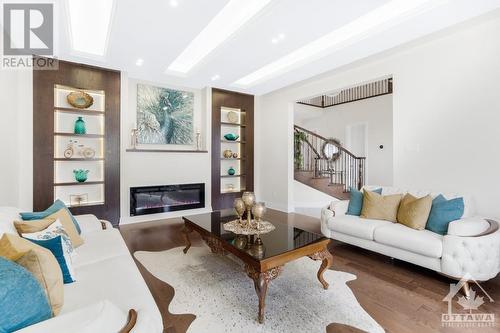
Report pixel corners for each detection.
[14,218,57,234]
[46,208,84,248]
[360,190,402,222]
[397,194,432,230]
[0,233,64,315]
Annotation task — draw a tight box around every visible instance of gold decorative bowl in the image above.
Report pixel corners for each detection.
[67,91,94,109]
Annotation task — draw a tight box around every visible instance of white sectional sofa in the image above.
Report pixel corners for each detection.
[0,207,162,332]
[320,186,500,283]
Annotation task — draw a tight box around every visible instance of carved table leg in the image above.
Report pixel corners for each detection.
[181,224,193,254]
[245,265,283,323]
[308,248,333,289]
[202,234,228,255]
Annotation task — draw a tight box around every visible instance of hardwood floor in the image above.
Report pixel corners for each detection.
[120,210,500,333]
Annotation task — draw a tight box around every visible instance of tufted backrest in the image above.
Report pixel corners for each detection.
[362,186,475,218]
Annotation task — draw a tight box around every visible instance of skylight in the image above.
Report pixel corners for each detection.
[234,0,440,87]
[167,0,272,74]
[68,0,114,57]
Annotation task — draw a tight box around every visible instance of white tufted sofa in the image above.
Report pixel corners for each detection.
[321,186,500,282]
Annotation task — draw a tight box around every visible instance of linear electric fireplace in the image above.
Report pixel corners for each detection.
[130,183,205,216]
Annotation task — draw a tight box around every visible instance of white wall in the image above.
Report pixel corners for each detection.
[0,69,33,210]
[298,94,393,186]
[119,75,212,224]
[256,13,500,217]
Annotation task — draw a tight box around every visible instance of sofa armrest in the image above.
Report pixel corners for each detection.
[329,200,349,216]
[441,219,500,281]
[447,217,491,236]
[74,214,107,235]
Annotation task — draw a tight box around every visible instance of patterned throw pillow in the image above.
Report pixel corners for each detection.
[21,220,75,259]
[28,236,76,284]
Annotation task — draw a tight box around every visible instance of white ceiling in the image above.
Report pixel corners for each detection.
[54,0,500,95]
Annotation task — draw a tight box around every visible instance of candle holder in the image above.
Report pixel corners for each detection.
[241,191,256,228]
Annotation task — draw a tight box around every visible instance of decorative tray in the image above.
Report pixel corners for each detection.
[223,219,275,235]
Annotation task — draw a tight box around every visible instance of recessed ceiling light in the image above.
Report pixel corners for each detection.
[135,58,144,66]
[211,74,221,81]
[235,0,439,86]
[68,0,115,56]
[167,0,272,74]
[169,0,179,8]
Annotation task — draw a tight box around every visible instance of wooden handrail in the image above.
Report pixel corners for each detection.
[295,128,320,158]
[294,124,365,159]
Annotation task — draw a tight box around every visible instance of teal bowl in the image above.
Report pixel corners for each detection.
[224,133,239,141]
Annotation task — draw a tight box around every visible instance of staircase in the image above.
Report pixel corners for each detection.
[294,124,366,200]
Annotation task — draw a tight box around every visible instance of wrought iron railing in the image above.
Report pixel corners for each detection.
[294,124,366,192]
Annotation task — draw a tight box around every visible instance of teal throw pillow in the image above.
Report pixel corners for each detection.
[426,195,464,235]
[29,236,76,284]
[346,187,382,216]
[20,199,81,235]
[0,257,52,332]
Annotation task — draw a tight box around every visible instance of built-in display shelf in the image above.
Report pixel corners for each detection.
[54,133,104,138]
[54,181,104,186]
[221,140,246,144]
[54,158,104,161]
[221,122,246,127]
[54,107,105,115]
[221,158,246,160]
[221,174,246,178]
[221,188,246,194]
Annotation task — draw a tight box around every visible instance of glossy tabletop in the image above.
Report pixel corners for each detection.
[182,209,326,261]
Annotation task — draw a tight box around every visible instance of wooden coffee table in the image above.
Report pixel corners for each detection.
[181,210,333,323]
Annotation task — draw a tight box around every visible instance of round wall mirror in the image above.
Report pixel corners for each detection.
[321,139,342,161]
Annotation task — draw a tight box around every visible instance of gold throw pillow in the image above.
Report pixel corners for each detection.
[0,233,64,315]
[46,208,84,248]
[14,218,57,234]
[397,194,432,230]
[360,190,402,222]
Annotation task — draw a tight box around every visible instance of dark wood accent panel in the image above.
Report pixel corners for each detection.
[211,88,254,210]
[33,57,121,225]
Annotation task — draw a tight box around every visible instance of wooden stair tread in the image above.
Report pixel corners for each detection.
[294,170,350,200]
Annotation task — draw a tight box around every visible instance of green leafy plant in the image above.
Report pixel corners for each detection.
[294,131,307,169]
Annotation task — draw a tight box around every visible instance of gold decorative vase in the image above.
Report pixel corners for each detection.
[241,192,256,227]
[251,202,266,231]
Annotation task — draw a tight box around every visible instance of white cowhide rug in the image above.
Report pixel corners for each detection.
[134,246,384,333]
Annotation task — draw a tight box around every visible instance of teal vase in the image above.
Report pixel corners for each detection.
[74,117,86,134]
[73,169,89,182]
[228,167,236,176]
